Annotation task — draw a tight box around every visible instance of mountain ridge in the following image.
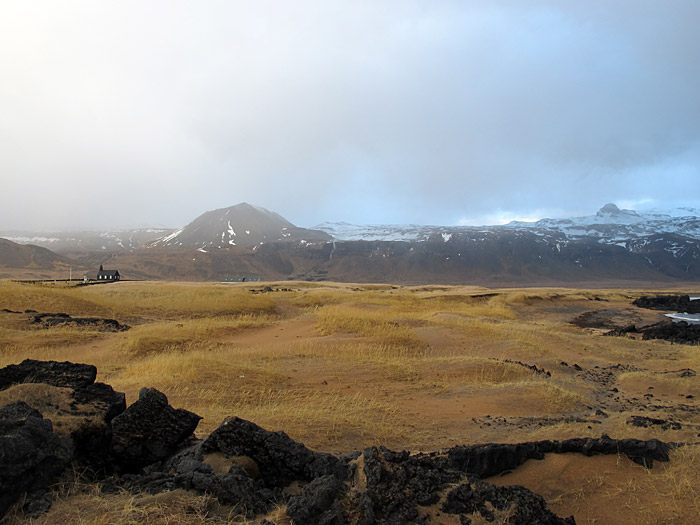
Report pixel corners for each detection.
[1,203,699,284]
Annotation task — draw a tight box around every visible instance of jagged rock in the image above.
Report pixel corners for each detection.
[0,401,72,519]
[447,441,548,478]
[121,423,672,523]
[200,416,348,487]
[286,475,347,525]
[110,388,201,473]
[73,381,127,423]
[640,320,700,344]
[354,446,462,523]
[0,359,97,391]
[633,295,700,314]
[348,446,574,524]
[606,318,700,344]
[0,360,681,523]
[121,447,280,519]
[446,435,672,475]
[442,482,574,524]
[69,382,126,471]
[0,360,127,473]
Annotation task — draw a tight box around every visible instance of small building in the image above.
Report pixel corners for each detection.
[96,264,120,281]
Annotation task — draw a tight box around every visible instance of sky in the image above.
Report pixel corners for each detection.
[1,1,700,231]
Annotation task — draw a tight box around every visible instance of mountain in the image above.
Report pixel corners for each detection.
[2,203,699,285]
[150,203,332,250]
[0,238,84,279]
[0,238,70,268]
[0,229,173,254]
[315,204,700,243]
[505,203,700,241]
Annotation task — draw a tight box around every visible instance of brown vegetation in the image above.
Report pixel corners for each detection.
[1,279,699,523]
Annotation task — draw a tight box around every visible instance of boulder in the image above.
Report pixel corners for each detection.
[0,401,72,519]
[110,388,201,473]
[200,416,348,487]
[0,360,127,473]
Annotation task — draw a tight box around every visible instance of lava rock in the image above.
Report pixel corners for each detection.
[442,482,575,524]
[627,416,682,431]
[73,381,127,423]
[639,320,700,344]
[69,382,126,471]
[604,324,638,336]
[446,435,672,476]
[200,416,348,487]
[447,442,547,478]
[0,401,72,519]
[110,388,201,473]
[0,359,97,391]
[348,446,463,523]
[30,313,131,332]
[286,475,347,525]
[633,295,700,314]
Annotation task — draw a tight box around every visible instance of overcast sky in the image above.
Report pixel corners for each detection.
[2,1,700,231]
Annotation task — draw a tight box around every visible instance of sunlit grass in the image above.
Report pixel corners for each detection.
[0,281,277,320]
[118,314,272,357]
[3,279,700,524]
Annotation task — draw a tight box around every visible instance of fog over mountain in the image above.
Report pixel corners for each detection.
[2,1,700,231]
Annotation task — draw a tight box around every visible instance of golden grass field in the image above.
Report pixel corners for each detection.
[1,279,699,524]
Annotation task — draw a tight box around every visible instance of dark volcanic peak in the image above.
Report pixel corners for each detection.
[150,202,332,250]
[0,237,70,269]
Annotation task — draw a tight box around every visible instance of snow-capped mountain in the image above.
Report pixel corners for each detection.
[150,202,332,250]
[3,202,700,284]
[506,203,700,241]
[316,204,700,243]
[314,222,458,242]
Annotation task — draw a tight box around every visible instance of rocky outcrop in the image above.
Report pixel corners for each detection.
[633,295,700,314]
[445,435,671,475]
[0,402,72,518]
[0,359,126,475]
[640,320,700,344]
[0,359,97,390]
[200,416,348,486]
[110,388,201,473]
[442,482,572,524]
[0,359,683,522]
[605,319,700,344]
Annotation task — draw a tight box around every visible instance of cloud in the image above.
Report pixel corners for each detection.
[1,1,699,230]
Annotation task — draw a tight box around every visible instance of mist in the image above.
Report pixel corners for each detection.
[1,1,699,231]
